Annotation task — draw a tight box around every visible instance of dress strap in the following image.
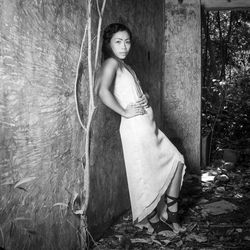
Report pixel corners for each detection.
[122,63,144,98]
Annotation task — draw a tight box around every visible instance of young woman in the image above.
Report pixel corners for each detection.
[95,23,186,234]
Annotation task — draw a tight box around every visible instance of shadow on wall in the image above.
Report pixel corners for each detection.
[87,100,130,239]
[119,16,163,125]
[171,137,189,166]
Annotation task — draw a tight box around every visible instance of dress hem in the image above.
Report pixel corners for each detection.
[133,156,186,223]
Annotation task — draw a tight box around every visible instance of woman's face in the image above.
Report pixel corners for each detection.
[110,31,131,60]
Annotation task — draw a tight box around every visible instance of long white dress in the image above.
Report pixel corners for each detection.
[113,65,186,223]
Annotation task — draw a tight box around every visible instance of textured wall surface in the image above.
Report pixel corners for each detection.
[0,0,165,248]
[0,0,87,249]
[163,0,201,173]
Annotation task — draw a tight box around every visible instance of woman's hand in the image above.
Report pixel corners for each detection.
[123,103,146,118]
[136,94,149,108]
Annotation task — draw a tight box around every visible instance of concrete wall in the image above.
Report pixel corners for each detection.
[0,0,164,248]
[163,0,201,173]
[0,0,87,249]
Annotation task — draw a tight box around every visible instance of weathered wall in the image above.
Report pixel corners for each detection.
[0,0,87,249]
[163,0,201,173]
[0,0,165,248]
[88,0,165,238]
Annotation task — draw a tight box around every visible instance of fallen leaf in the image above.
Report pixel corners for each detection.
[226,228,234,235]
[160,239,171,245]
[234,193,243,198]
[216,174,229,182]
[223,162,235,170]
[216,186,225,193]
[186,233,207,243]
[157,230,177,238]
[130,238,152,244]
[175,240,183,247]
[152,239,162,245]
[123,215,130,221]
[201,210,209,218]
[115,235,122,240]
[187,223,197,232]
[197,198,209,204]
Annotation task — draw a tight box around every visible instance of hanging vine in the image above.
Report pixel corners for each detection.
[73,0,106,248]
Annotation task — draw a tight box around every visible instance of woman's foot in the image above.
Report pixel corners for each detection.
[160,197,186,234]
[160,213,186,234]
[134,217,154,233]
[147,209,172,234]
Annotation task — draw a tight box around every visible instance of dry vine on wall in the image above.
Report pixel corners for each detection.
[73,0,106,248]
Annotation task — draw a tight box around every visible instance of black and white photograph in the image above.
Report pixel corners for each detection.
[0,0,250,249]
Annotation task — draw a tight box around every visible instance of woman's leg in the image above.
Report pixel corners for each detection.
[166,161,184,210]
[160,161,185,233]
[147,209,159,223]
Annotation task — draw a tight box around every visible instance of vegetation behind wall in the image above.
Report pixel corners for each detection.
[201,10,250,163]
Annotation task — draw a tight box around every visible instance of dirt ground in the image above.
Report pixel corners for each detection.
[90,151,250,250]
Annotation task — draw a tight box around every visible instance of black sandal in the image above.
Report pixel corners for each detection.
[160,194,186,233]
[148,209,172,234]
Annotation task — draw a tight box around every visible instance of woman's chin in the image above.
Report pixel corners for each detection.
[118,54,127,60]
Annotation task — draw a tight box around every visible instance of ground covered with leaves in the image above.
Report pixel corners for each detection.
[91,150,250,250]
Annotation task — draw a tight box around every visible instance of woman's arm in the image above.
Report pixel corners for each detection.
[97,58,145,118]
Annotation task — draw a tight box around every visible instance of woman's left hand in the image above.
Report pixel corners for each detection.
[136,94,149,108]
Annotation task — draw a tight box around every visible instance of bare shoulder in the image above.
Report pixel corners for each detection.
[101,58,119,74]
[95,58,119,94]
[96,58,119,82]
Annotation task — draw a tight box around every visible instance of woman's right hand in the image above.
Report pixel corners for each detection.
[123,103,145,118]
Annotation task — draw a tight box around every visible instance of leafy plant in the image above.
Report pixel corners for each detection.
[201,10,250,162]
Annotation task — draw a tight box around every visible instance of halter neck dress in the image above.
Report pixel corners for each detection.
[113,64,186,223]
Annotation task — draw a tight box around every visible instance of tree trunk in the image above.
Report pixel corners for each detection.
[207,12,218,79]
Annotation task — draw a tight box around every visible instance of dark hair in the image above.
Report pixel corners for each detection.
[102,23,132,61]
